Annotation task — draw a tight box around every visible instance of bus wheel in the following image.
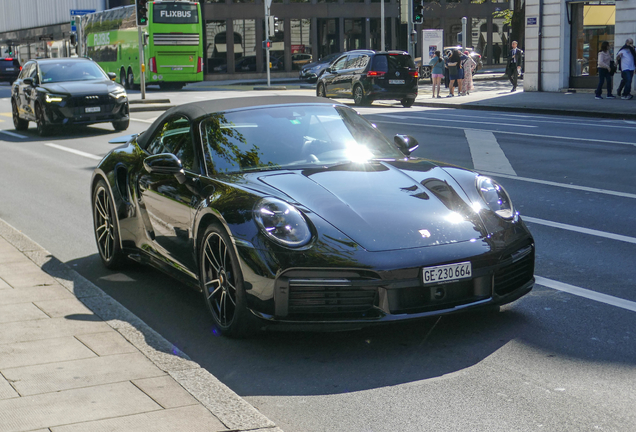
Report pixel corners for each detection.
[127,69,136,90]
[120,69,127,88]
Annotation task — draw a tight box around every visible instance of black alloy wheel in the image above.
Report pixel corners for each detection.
[112,117,130,131]
[12,99,28,130]
[35,104,49,137]
[421,66,432,80]
[353,85,368,106]
[401,97,415,108]
[316,83,326,98]
[93,180,126,269]
[200,225,258,337]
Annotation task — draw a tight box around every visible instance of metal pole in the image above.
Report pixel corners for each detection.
[138,26,146,99]
[264,0,271,86]
[381,0,385,51]
[461,16,466,52]
[407,0,413,56]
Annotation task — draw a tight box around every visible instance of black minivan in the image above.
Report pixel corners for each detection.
[316,50,418,107]
[0,58,21,83]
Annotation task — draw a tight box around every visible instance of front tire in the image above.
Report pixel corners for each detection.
[112,118,130,131]
[12,99,28,131]
[35,104,49,137]
[199,224,259,338]
[316,83,326,98]
[92,179,126,269]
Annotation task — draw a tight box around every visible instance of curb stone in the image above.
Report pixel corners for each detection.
[0,217,279,432]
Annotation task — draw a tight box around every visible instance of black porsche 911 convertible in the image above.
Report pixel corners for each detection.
[92,96,534,337]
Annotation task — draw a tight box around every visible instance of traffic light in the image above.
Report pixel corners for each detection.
[136,0,149,26]
[262,40,272,49]
[413,0,423,24]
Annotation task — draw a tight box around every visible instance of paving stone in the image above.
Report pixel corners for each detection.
[0,264,60,289]
[0,381,161,432]
[0,375,18,400]
[132,376,199,409]
[3,352,165,396]
[0,337,96,370]
[34,298,95,319]
[0,303,49,324]
[50,405,228,432]
[0,285,73,306]
[0,317,110,345]
[75,332,138,356]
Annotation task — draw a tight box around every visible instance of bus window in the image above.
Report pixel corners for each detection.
[153,3,199,24]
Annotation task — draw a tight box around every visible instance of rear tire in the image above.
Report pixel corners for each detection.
[127,68,137,90]
[353,84,369,106]
[199,224,260,338]
[401,97,415,108]
[120,68,127,88]
[35,104,50,137]
[12,99,28,131]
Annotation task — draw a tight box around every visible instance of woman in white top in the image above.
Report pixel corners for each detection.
[595,41,615,100]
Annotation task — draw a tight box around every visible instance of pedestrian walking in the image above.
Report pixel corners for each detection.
[446,49,461,97]
[506,41,523,92]
[595,41,615,100]
[616,38,635,99]
[493,43,502,64]
[429,50,445,98]
[461,51,476,95]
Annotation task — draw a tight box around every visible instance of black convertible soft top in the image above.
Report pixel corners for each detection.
[136,95,335,149]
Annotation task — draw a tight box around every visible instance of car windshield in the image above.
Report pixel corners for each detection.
[200,104,404,175]
[39,61,107,83]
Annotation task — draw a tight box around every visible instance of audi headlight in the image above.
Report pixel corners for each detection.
[254,197,312,247]
[109,88,127,99]
[476,176,514,219]
[45,93,66,103]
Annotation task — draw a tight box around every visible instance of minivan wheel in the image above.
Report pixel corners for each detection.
[353,85,369,106]
[12,99,28,131]
[316,83,326,98]
[401,97,415,108]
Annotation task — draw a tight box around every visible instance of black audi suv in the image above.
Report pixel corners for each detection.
[11,57,129,136]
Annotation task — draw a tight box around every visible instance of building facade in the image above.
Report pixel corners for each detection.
[524,0,636,92]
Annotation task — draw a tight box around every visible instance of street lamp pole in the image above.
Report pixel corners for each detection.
[264,0,272,87]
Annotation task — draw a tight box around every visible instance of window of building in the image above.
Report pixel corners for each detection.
[570,3,615,82]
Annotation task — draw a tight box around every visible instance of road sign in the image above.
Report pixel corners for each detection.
[70,10,95,16]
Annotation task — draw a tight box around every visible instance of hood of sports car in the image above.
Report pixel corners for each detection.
[41,80,115,95]
[259,160,487,252]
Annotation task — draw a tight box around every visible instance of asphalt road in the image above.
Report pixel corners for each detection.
[1,81,635,432]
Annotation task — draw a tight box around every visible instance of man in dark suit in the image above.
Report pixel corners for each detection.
[507,41,523,92]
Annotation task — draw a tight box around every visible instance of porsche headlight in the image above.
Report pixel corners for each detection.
[254,197,312,247]
[45,93,66,103]
[476,176,514,219]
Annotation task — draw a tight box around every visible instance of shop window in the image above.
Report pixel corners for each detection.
[570,3,614,78]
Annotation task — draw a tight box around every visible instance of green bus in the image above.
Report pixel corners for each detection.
[81,1,203,90]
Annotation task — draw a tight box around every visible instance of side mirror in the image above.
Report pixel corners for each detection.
[325,67,332,73]
[23,77,35,86]
[107,72,117,81]
[144,153,186,183]
[394,134,419,156]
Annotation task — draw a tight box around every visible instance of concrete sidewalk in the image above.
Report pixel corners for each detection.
[0,218,282,432]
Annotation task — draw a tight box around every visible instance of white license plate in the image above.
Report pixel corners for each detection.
[389,79,405,85]
[85,107,101,113]
[423,262,472,285]
[6,68,14,71]
[171,67,183,71]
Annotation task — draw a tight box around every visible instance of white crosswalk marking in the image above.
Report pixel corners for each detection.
[464,129,516,175]
[536,276,636,313]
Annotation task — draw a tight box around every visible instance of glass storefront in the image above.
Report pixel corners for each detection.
[570,2,615,87]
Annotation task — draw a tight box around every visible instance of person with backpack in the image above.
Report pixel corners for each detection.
[616,38,635,100]
[429,50,445,98]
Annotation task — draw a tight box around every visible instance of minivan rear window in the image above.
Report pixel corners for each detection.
[371,54,415,73]
[0,59,20,68]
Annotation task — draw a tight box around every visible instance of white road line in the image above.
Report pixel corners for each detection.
[479,172,636,200]
[0,129,27,139]
[536,276,636,313]
[465,129,516,175]
[44,143,102,161]
[379,114,537,128]
[522,216,636,245]
[371,120,636,146]
[130,117,157,124]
